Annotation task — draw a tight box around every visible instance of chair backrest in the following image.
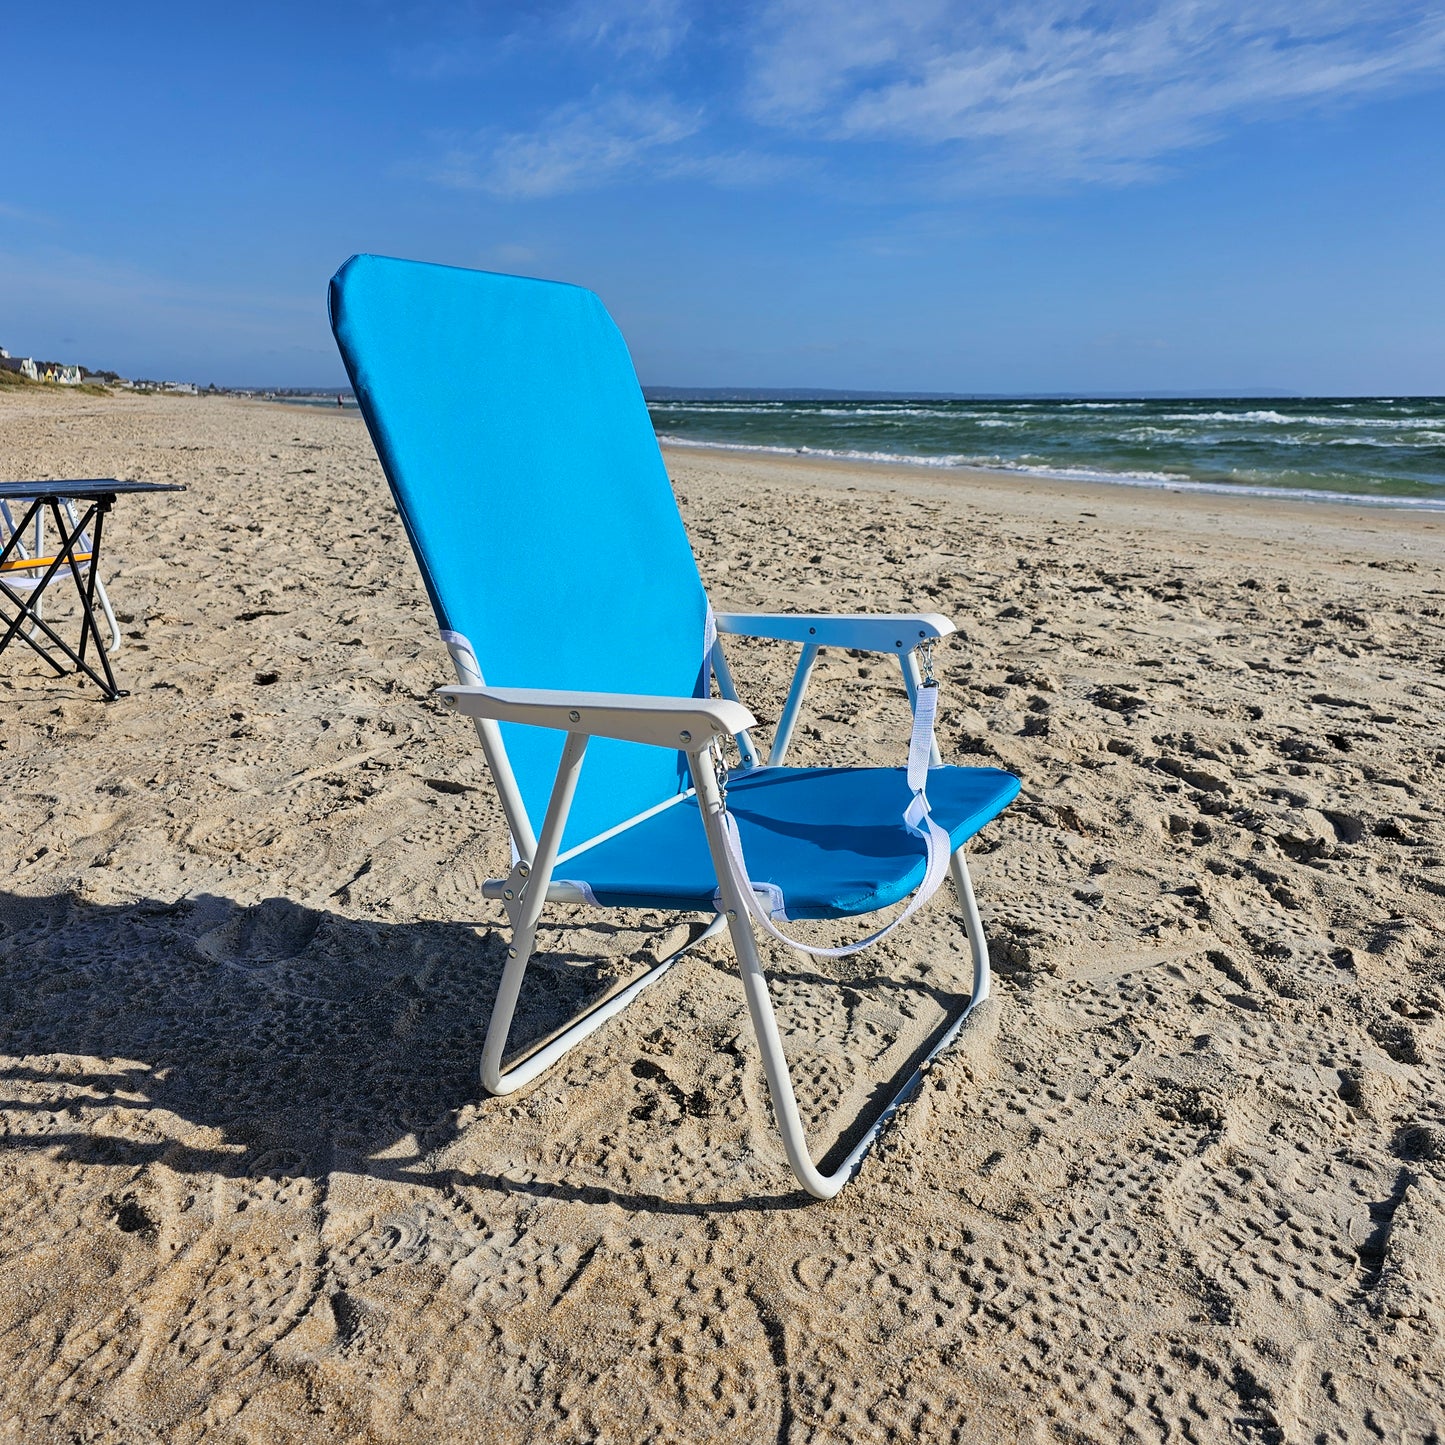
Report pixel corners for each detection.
[329,254,711,852]
[0,500,92,591]
[0,500,43,560]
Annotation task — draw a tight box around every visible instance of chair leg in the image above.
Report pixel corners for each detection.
[60,500,121,655]
[93,574,122,654]
[950,843,992,1008]
[476,729,732,1097]
[479,913,728,1095]
[721,842,992,1201]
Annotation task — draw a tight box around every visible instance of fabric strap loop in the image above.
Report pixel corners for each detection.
[713,678,953,959]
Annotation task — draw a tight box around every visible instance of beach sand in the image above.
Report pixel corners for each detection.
[1,386,1442,1442]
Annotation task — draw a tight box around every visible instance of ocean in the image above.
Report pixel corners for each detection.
[646,396,1445,509]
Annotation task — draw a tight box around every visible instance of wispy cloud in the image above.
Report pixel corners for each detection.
[559,0,692,59]
[434,93,704,198]
[0,199,57,226]
[483,242,543,269]
[746,1,1445,183]
[662,148,807,188]
[415,2,1445,199]
[395,0,693,81]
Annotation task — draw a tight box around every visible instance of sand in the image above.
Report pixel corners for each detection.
[1,385,1442,1443]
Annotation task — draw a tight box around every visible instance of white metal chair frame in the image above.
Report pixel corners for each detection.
[439,611,993,1200]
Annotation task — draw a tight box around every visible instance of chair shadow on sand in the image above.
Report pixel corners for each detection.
[0,889,975,1214]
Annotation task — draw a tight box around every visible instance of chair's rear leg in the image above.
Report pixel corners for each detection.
[481,912,726,1095]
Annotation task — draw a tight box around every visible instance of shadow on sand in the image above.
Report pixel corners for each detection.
[0,887,970,1214]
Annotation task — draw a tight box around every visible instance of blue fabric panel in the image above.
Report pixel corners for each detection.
[329,254,709,849]
[565,765,1021,920]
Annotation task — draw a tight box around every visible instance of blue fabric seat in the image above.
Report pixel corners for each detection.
[571,764,1020,918]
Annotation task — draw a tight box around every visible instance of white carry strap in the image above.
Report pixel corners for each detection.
[701,601,718,698]
[714,682,953,959]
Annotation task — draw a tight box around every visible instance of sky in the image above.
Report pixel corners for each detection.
[2,1,1444,393]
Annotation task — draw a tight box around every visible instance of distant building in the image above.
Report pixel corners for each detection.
[0,356,42,381]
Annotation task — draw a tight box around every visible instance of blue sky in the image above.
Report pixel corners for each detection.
[3,1,1443,392]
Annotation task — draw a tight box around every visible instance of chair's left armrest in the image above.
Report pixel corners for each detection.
[437,684,755,753]
[714,611,955,653]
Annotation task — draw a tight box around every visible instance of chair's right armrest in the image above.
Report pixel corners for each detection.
[437,684,755,753]
[715,611,955,652]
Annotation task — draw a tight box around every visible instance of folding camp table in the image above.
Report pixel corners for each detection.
[0,480,183,700]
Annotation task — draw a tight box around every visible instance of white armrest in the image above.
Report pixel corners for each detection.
[714,612,955,651]
[437,684,755,752]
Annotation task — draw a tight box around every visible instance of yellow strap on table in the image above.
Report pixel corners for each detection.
[0,552,93,574]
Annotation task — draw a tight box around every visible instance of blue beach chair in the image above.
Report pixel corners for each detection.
[329,255,1019,1199]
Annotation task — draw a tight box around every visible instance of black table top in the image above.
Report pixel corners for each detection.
[0,479,185,501]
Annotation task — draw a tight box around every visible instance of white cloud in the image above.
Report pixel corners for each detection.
[396,1,693,80]
[662,148,808,187]
[746,1,1445,182]
[435,93,703,198]
[560,0,692,59]
[419,1,1445,199]
[0,199,57,226]
[484,242,543,268]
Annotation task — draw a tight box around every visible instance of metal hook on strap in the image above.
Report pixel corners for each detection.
[918,637,937,688]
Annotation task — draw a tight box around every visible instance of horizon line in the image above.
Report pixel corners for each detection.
[237,385,1445,402]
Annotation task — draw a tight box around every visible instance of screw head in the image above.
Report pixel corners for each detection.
[726,908,737,919]
[517,862,530,877]
[679,729,692,743]
[503,888,514,900]
[808,626,816,635]
[507,947,518,958]
[568,709,580,723]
